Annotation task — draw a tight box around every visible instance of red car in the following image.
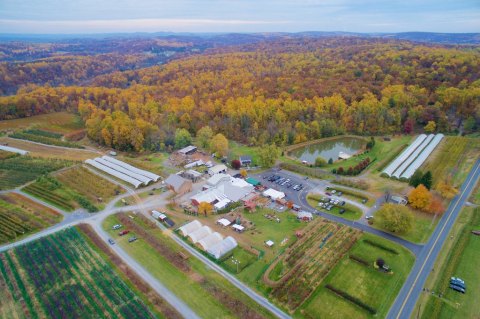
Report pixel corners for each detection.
[118,230,130,236]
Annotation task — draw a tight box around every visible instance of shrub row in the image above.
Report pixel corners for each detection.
[325,284,377,314]
[10,132,84,149]
[23,129,63,139]
[334,178,370,190]
[333,157,375,176]
[279,162,330,179]
[363,239,399,255]
[349,254,370,267]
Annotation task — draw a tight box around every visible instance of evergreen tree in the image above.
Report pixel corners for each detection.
[421,171,433,190]
[409,170,423,188]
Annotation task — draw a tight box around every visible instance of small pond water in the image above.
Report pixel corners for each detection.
[290,137,366,164]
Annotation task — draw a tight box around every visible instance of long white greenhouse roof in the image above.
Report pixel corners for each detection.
[85,159,142,188]
[0,145,29,155]
[102,156,161,181]
[383,134,427,176]
[188,226,213,243]
[197,232,224,251]
[178,220,202,237]
[401,134,444,179]
[94,157,152,185]
[392,134,434,178]
[207,236,238,259]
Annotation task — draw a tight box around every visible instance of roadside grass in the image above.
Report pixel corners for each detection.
[297,233,415,319]
[372,209,439,244]
[421,136,480,188]
[419,206,480,319]
[0,112,83,134]
[103,214,276,319]
[307,193,363,221]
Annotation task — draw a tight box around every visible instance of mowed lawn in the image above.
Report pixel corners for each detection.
[103,214,276,319]
[307,194,363,221]
[297,233,415,319]
[421,207,480,319]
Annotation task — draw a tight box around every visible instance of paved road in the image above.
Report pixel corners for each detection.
[143,214,292,319]
[387,159,480,319]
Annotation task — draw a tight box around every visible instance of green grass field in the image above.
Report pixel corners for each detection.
[228,141,261,166]
[419,206,480,319]
[372,209,439,244]
[103,213,276,319]
[297,233,415,319]
[0,112,83,134]
[307,193,363,221]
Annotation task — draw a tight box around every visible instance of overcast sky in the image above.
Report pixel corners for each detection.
[1,0,479,34]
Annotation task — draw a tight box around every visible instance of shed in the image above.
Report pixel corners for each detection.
[232,224,245,233]
[217,218,231,227]
[265,240,274,247]
[178,145,197,155]
[262,188,285,200]
[165,174,192,195]
[207,237,238,259]
[188,226,212,243]
[208,164,228,176]
[239,155,252,166]
[178,220,202,237]
[246,177,260,186]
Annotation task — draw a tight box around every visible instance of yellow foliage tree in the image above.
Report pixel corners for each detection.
[198,201,213,217]
[408,184,432,210]
[240,169,248,178]
[424,121,436,133]
[436,180,458,199]
[211,133,229,157]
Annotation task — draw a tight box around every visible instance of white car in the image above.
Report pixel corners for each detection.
[365,215,373,220]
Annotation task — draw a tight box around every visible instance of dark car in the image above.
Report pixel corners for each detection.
[108,238,115,245]
[339,209,346,214]
[128,236,138,243]
[118,230,130,236]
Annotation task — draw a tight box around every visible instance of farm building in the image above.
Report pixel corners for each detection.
[239,155,252,166]
[178,145,197,156]
[246,177,260,186]
[207,173,231,186]
[182,169,202,182]
[197,232,224,250]
[184,160,204,169]
[207,236,238,259]
[191,187,227,206]
[178,220,202,237]
[188,226,213,243]
[263,188,285,200]
[165,174,192,194]
[208,164,228,175]
[389,195,407,205]
[214,198,231,211]
[0,145,28,155]
[338,151,351,160]
[191,175,254,206]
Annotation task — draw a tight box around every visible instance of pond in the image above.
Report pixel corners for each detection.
[289,137,366,164]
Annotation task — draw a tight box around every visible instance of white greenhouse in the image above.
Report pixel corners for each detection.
[85,159,143,188]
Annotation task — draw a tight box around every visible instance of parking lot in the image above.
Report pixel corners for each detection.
[255,170,310,204]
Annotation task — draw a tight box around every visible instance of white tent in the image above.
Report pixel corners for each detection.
[197,232,224,251]
[85,159,143,188]
[217,218,231,227]
[178,220,202,237]
[0,145,28,155]
[207,236,238,259]
[188,226,213,243]
[232,224,245,232]
[262,188,285,200]
[265,240,274,247]
[102,156,161,181]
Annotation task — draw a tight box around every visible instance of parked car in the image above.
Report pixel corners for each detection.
[449,284,465,294]
[112,224,122,230]
[339,209,346,214]
[118,230,130,236]
[362,199,368,204]
[128,236,138,243]
[331,190,337,194]
[365,215,373,220]
[326,192,332,196]
[108,238,115,245]
[337,191,343,196]
[340,201,346,206]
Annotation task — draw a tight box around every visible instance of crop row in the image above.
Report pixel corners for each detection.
[23,129,63,139]
[23,184,74,211]
[10,131,84,148]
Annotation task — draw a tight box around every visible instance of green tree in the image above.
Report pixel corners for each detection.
[420,171,433,190]
[376,203,414,233]
[424,121,436,133]
[174,128,192,149]
[196,126,214,149]
[328,158,334,165]
[258,144,280,168]
[409,170,423,188]
[315,156,327,167]
[210,133,229,157]
[463,116,476,133]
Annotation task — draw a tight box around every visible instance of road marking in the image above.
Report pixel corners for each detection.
[395,161,480,319]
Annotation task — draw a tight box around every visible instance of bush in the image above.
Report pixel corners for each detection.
[325,284,377,314]
[231,159,241,170]
[315,156,327,167]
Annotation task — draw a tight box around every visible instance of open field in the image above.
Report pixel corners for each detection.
[228,141,261,166]
[23,175,97,212]
[0,227,156,319]
[0,156,73,190]
[10,129,84,149]
[297,233,415,319]
[0,194,62,245]
[419,206,480,319]
[55,166,124,208]
[421,136,480,188]
[0,151,16,160]
[0,137,99,161]
[0,112,84,134]
[307,193,363,221]
[103,212,275,319]
[120,154,166,176]
[372,208,439,244]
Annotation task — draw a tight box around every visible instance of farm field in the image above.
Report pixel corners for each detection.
[23,176,97,212]
[419,205,480,319]
[372,208,439,244]
[307,193,363,221]
[0,227,156,319]
[297,233,415,319]
[103,212,275,319]
[264,218,362,312]
[421,136,480,188]
[55,166,124,208]
[0,194,62,244]
[0,137,99,161]
[10,129,84,149]
[0,112,83,134]
[0,155,73,190]
[0,151,16,160]
[120,154,165,176]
